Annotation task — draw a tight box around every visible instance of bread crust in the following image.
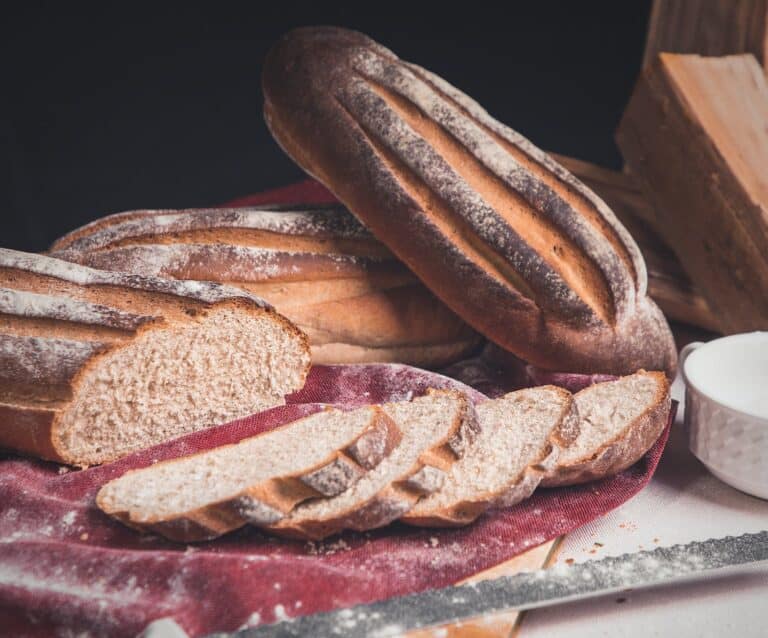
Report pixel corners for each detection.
[96,407,401,542]
[0,249,311,465]
[261,26,677,376]
[541,371,671,487]
[402,387,578,527]
[266,389,478,540]
[50,205,480,368]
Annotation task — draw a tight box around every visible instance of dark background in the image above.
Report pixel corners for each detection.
[4,2,651,252]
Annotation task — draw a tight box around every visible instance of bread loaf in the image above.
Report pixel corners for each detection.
[97,404,401,542]
[0,248,310,466]
[542,371,671,487]
[50,204,480,368]
[262,26,677,377]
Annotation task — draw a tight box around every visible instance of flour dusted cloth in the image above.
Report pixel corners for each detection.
[0,362,672,637]
[0,183,674,637]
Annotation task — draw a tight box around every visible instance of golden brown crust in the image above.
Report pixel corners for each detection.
[541,371,671,487]
[261,26,677,377]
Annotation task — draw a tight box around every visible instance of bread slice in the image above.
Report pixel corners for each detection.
[266,389,478,539]
[402,386,578,527]
[542,371,671,487]
[0,248,311,466]
[97,405,401,542]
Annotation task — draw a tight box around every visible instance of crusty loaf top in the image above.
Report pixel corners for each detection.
[50,205,374,255]
[263,27,648,328]
[261,27,679,376]
[0,248,271,308]
[48,204,411,284]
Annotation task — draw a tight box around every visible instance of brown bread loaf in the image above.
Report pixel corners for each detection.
[261,26,677,377]
[0,248,310,466]
[50,204,480,368]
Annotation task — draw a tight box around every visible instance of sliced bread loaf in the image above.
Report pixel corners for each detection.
[402,386,578,527]
[97,405,401,542]
[266,389,478,540]
[0,248,311,466]
[542,371,671,487]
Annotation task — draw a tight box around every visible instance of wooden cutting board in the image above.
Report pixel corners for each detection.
[405,537,563,638]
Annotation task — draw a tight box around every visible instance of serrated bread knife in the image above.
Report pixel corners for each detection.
[213,530,768,637]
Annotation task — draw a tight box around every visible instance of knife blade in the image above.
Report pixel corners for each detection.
[216,530,768,638]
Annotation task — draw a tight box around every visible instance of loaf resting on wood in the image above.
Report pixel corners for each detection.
[0,248,310,466]
[261,26,677,377]
[51,204,480,368]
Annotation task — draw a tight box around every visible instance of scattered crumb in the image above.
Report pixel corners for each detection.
[305,538,351,556]
[594,542,604,547]
[425,537,439,548]
[653,537,660,544]
[273,604,291,622]
[238,611,262,629]
[273,582,281,591]
[57,466,70,475]
[589,549,596,555]
[565,558,574,565]
[79,533,89,541]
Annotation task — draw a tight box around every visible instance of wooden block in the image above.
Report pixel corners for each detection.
[617,53,768,334]
[551,153,719,332]
[404,539,562,638]
[644,0,768,73]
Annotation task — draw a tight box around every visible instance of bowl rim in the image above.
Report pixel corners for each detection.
[683,331,768,423]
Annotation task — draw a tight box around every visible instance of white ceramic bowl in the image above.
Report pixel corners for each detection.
[681,332,768,500]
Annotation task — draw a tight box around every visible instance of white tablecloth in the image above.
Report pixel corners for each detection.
[521,375,768,638]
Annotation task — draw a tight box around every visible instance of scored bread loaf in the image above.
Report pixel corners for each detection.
[0,248,310,466]
[402,386,578,527]
[542,371,671,487]
[262,26,677,377]
[267,389,478,540]
[50,204,480,368]
[97,405,401,542]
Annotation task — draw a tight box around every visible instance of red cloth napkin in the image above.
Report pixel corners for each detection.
[0,363,673,638]
[0,183,675,637]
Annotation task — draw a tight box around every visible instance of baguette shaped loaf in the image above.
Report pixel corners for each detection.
[262,27,677,376]
[50,204,479,368]
[97,405,401,542]
[0,249,310,466]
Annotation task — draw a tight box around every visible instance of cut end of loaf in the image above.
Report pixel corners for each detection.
[57,306,310,465]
